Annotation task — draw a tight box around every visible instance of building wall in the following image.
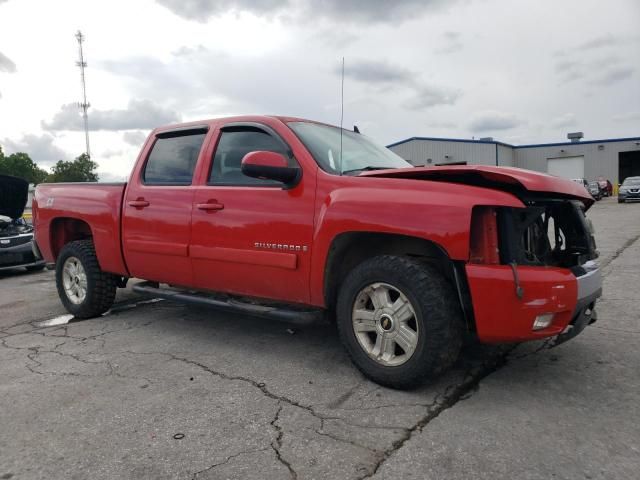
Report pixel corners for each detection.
[389,139,498,166]
[514,140,640,184]
[389,137,640,183]
[497,144,515,167]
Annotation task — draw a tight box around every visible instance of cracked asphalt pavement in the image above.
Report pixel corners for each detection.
[1,197,639,479]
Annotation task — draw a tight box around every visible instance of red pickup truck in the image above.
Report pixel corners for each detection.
[33,116,602,388]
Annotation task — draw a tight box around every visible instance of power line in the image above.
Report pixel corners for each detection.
[75,30,90,158]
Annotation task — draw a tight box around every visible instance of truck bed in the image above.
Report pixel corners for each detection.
[34,183,129,276]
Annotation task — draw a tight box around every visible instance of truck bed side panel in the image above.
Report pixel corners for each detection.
[33,183,128,276]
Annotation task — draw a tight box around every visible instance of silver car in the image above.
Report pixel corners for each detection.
[618,176,640,203]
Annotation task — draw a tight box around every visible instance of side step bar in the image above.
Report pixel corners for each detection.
[132,281,323,325]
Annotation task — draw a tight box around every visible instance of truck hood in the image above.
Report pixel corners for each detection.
[0,174,29,219]
[361,165,594,208]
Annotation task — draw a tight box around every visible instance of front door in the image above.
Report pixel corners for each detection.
[122,127,207,287]
[190,123,316,304]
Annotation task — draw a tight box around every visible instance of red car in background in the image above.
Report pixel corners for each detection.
[597,178,613,197]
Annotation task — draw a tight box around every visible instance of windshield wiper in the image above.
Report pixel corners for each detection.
[342,166,395,175]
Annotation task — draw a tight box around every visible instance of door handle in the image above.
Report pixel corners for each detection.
[128,199,150,208]
[197,202,224,211]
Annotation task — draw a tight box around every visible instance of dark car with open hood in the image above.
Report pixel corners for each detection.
[0,174,45,272]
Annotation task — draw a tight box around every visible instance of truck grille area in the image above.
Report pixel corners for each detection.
[0,234,33,248]
[498,199,597,268]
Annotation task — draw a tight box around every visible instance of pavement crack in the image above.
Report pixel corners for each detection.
[191,447,269,479]
[509,337,555,360]
[592,325,640,335]
[166,354,323,419]
[270,404,297,480]
[600,233,640,269]
[314,417,379,453]
[356,350,513,479]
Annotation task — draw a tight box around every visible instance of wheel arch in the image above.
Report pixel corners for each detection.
[322,231,475,331]
[49,217,94,260]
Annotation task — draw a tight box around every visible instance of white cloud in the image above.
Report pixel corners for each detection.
[0,51,16,73]
[405,85,461,110]
[612,111,640,123]
[435,31,463,54]
[590,65,634,86]
[42,100,180,132]
[550,113,577,128]
[469,111,522,132]
[2,134,69,167]
[341,59,415,85]
[156,0,456,24]
[122,130,149,147]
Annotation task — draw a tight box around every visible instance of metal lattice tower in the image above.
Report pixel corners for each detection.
[75,30,91,158]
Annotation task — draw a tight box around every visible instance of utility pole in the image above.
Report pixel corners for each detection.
[75,30,91,158]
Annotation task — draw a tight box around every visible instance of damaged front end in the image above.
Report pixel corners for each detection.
[466,197,601,343]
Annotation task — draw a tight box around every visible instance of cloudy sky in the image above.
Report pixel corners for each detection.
[0,0,638,181]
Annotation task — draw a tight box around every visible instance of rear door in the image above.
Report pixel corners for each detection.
[189,121,316,304]
[122,126,207,287]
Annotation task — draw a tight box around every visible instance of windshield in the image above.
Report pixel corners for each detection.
[622,177,640,186]
[288,121,412,174]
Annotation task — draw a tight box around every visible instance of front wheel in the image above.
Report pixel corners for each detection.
[55,240,117,318]
[336,255,463,389]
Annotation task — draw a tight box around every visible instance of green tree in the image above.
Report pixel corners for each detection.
[48,153,99,183]
[0,149,49,184]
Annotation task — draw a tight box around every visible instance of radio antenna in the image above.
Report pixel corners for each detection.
[75,30,91,158]
[339,57,344,176]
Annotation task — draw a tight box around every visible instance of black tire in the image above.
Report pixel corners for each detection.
[25,264,45,272]
[618,199,624,204]
[336,255,463,389]
[55,240,117,318]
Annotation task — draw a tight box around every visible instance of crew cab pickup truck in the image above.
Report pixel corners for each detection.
[33,116,602,388]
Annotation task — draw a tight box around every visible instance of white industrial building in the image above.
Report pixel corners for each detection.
[387,133,640,184]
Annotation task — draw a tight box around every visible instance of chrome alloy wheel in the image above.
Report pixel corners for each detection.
[62,256,87,305]
[351,282,419,367]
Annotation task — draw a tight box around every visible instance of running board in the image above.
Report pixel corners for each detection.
[132,281,323,325]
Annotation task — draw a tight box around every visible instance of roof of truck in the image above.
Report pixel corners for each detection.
[152,115,332,135]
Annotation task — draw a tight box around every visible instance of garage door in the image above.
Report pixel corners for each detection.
[547,156,585,179]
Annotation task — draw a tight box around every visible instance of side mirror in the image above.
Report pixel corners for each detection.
[241,151,300,186]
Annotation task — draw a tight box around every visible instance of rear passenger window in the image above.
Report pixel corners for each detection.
[209,129,293,185]
[143,132,206,185]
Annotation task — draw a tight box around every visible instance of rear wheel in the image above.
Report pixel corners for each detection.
[336,255,463,389]
[55,240,117,318]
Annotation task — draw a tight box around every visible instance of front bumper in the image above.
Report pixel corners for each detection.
[0,238,46,271]
[466,262,602,343]
[619,191,640,201]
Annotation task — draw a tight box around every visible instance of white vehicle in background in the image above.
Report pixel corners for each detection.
[571,178,589,190]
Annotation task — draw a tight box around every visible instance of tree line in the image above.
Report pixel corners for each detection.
[0,146,99,184]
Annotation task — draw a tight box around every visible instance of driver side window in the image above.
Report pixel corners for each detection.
[209,129,293,186]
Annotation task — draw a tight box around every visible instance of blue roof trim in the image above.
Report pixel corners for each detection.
[387,135,640,150]
[386,136,514,148]
[513,136,640,149]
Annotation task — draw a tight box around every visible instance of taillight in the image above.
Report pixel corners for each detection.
[469,207,500,264]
